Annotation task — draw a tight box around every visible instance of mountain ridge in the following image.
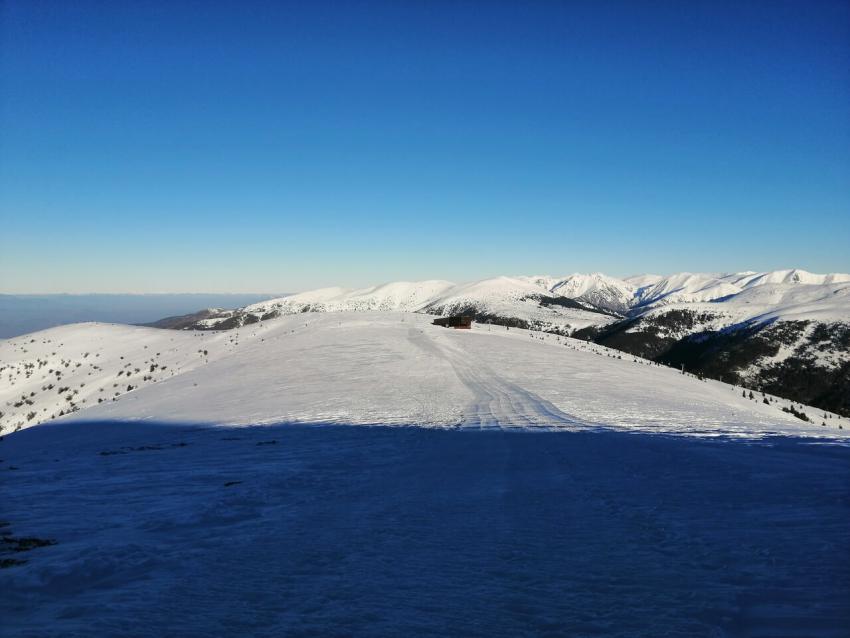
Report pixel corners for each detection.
[178,268,850,331]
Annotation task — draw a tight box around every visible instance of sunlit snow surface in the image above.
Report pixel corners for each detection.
[17,312,848,438]
[1,423,849,636]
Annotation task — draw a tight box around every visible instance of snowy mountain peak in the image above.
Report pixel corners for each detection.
[547,273,637,313]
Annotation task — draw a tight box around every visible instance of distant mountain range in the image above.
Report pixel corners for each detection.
[159,269,850,417]
[0,293,281,338]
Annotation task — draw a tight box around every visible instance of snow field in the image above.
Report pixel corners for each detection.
[33,312,848,439]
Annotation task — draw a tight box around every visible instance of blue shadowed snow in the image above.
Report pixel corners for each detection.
[1,422,849,636]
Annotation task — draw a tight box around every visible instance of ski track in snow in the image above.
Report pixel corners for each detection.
[411,327,590,430]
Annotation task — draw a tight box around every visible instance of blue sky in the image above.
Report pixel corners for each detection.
[1,0,848,293]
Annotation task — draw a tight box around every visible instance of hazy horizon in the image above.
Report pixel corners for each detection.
[0,292,279,338]
[4,265,850,297]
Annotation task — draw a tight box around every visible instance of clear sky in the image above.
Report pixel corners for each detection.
[1,0,849,293]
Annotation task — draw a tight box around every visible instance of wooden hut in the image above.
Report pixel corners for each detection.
[432,315,473,329]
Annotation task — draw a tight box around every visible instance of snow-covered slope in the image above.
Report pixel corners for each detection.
[419,276,613,333]
[631,269,850,311]
[619,281,850,336]
[576,274,850,418]
[4,312,846,439]
[723,280,850,324]
[0,323,261,433]
[548,273,636,313]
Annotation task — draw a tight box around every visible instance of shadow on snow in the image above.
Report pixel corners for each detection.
[2,421,849,637]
